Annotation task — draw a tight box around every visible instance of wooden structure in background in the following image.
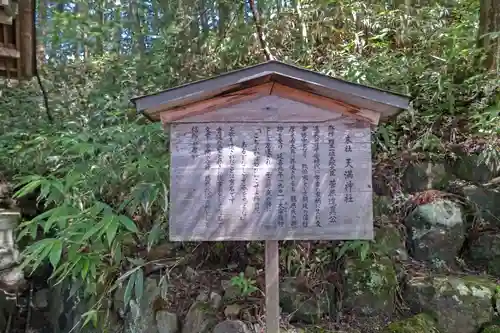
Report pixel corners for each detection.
[0,0,35,80]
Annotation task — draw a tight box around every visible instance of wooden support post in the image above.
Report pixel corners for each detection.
[265,240,279,333]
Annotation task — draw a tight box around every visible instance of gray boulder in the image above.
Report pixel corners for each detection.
[343,255,398,316]
[182,301,217,333]
[279,277,334,324]
[467,232,500,277]
[405,199,465,269]
[404,273,496,333]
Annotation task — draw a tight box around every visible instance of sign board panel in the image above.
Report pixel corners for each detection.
[169,119,373,241]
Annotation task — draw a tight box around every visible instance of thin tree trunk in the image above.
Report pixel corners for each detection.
[114,3,122,54]
[478,0,500,70]
[95,0,105,55]
[293,0,308,45]
[248,0,275,61]
[37,0,48,64]
[129,0,145,55]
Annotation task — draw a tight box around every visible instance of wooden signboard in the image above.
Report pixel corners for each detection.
[131,61,410,333]
[169,114,373,241]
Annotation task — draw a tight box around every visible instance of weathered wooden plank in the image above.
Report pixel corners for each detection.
[0,10,12,25]
[271,83,380,125]
[158,83,274,123]
[0,45,19,58]
[169,122,373,241]
[173,95,345,123]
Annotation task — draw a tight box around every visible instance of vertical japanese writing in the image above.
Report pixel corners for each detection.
[216,127,224,223]
[344,133,354,203]
[328,125,337,224]
[228,127,236,203]
[191,126,199,159]
[289,126,297,228]
[204,127,212,222]
[301,125,308,157]
[240,173,248,222]
[277,126,285,227]
[252,129,261,215]
[277,125,284,150]
[241,139,248,221]
[313,126,321,227]
[265,127,272,213]
[301,126,309,227]
[265,127,272,165]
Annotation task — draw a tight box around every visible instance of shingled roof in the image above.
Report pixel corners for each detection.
[131,60,410,123]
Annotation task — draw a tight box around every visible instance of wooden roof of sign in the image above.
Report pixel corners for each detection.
[131,61,410,125]
[0,0,36,80]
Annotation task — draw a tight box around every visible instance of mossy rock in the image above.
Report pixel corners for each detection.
[373,195,394,217]
[279,278,334,324]
[382,314,440,333]
[405,199,465,269]
[343,255,397,316]
[181,301,217,333]
[463,185,500,227]
[374,224,408,261]
[446,152,499,184]
[403,162,450,193]
[482,324,500,333]
[404,273,496,333]
[467,232,500,277]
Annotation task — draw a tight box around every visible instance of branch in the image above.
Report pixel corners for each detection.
[248,0,275,61]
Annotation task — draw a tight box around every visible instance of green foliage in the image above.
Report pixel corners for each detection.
[0,0,498,329]
[336,240,371,262]
[230,272,259,297]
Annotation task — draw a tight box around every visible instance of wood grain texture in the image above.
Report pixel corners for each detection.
[265,240,280,333]
[158,83,274,123]
[169,121,374,241]
[271,83,380,125]
[172,95,345,123]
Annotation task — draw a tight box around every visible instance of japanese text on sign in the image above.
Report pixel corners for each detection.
[170,121,373,241]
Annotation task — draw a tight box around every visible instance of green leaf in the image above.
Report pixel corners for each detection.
[113,243,122,265]
[105,216,119,247]
[118,215,138,233]
[80,220,106,242]
[134,268,144,303]
[13,178,43,198]
[49,240,63,268]
[82,310,98,328]
[81,257,90,280]
[147,221,163,251]
[123,275,135,310]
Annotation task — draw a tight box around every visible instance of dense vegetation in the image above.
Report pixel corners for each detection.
[0,0,498,330]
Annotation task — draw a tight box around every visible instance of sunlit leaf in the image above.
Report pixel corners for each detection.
[118,215,139,233]
[49,240,63,268]
[134,268,144,303]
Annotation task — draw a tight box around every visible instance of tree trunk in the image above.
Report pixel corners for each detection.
[478,0,500,70]
[37,0,48,64]
[113,2,122,54]
[129,0,145,55]
[95,0,105,55]
[293,0,308,45]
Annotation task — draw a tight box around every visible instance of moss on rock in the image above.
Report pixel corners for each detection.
[279,278,334,324]
[404,273,496,333]
[467,233,500,277]
[382,314,440,333]
[482,324,500,333]
[343,255,398,316]
[404,199,465,269]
